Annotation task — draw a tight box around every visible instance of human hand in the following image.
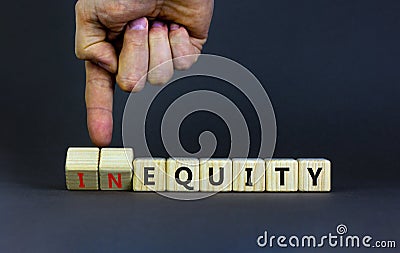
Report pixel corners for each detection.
[75,0,214,146]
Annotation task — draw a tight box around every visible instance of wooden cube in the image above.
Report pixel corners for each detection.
[298,159,331,192]
[232,158,265,192]
[65,147,100,190]
[199,159,232,192]
[99,148,133,190]
[167,158,199,191]
[133,158,166,191]
[265,159,298,192]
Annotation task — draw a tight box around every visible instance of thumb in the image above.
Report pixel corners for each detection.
[75,1,118,73]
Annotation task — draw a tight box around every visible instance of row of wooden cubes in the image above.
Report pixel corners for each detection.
[65,148,331,192]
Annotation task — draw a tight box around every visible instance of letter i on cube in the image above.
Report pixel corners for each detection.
[232,158,266,192]
[133,158,166,191]
[199,159,232,191]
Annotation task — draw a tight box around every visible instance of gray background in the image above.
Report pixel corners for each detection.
[0,0,399,252]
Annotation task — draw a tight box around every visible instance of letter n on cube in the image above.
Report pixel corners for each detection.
[133,158,166,191]
[99,148,133,190]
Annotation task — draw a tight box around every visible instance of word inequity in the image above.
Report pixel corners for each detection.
[65,148,331,192]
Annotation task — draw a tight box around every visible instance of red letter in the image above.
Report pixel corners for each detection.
[108,173,122,188]
[77,173,85,188]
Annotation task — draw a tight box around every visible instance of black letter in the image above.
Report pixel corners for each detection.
[245,168,253,186]
[144,167,155,186]
[209,167,224,186]
[175,167,194,190]
[275,167,289,186]
[307,167,323,186]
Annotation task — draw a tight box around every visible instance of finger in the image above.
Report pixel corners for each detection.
[148,21,174,85]
[169,23,199,70]
[85,61,114,147]
[75,1,118,73]
[116,17,149,92]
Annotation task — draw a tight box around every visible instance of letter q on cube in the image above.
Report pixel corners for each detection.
[166,158,199,191]
[199,158,232,192]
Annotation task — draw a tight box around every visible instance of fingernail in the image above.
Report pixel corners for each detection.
[170,23,180,31]
[152,21,164,28]
[128,17,147,30]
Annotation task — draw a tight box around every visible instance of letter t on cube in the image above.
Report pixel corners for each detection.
[265,159,298,192]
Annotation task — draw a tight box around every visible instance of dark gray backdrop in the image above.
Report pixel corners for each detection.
[0,0,399,252]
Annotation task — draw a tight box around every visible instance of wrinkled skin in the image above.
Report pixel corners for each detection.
[75,0,214,146]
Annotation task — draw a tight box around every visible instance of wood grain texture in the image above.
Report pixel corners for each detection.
[199,159,232,192]
[167,158,199,191]
[133,158,166,191]
[298,159,331,192]
[99,148,133,190]
[65,147,99,190]
[65,146,332,193]
[265,159,298,192]
[232,158,265,192]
